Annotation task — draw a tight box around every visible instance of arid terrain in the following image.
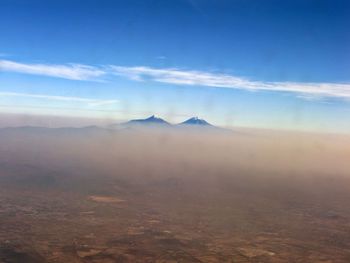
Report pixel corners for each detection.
[0,127,350,262]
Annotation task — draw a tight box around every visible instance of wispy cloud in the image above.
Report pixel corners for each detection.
[110,66,350,100]
[1,59,350,100]
[0,60,105,81]
[0,92,118,107]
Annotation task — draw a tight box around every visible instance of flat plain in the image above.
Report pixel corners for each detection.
[0,127,350,262]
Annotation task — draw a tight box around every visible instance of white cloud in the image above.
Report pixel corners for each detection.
[0,92,118,107]
[110,66,350,100]
[1,59,349,100]
[0,60,105,81]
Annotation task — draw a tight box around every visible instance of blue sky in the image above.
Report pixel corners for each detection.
[0,0,350,132]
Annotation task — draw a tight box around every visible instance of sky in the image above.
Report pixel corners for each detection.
[0,0,350,133]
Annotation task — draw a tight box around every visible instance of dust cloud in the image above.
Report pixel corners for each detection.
[1,122,350,262]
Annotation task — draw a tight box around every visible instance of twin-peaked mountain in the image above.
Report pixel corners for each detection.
[124,115,214,128]
[119,115,232,132]
[0,115,227,137]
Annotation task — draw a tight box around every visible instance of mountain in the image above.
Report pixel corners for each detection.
[177,117,232,133]
[124,115,170,126]
[120,115,226,132]
[179,117,212,126]
[0,116,228,135]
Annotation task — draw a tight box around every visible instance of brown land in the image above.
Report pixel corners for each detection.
[0,127,350,262]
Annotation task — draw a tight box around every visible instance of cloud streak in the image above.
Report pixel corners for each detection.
[110,66,350,100]
[1,59,349,100]
[0,92,118,107]
[0,60,105,81]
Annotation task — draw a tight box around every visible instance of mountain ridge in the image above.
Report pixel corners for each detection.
[0,116,230,133]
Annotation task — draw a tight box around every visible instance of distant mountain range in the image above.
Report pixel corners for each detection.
[123,115,215,128]
[0,115,229,135]
[119,115,231,132]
